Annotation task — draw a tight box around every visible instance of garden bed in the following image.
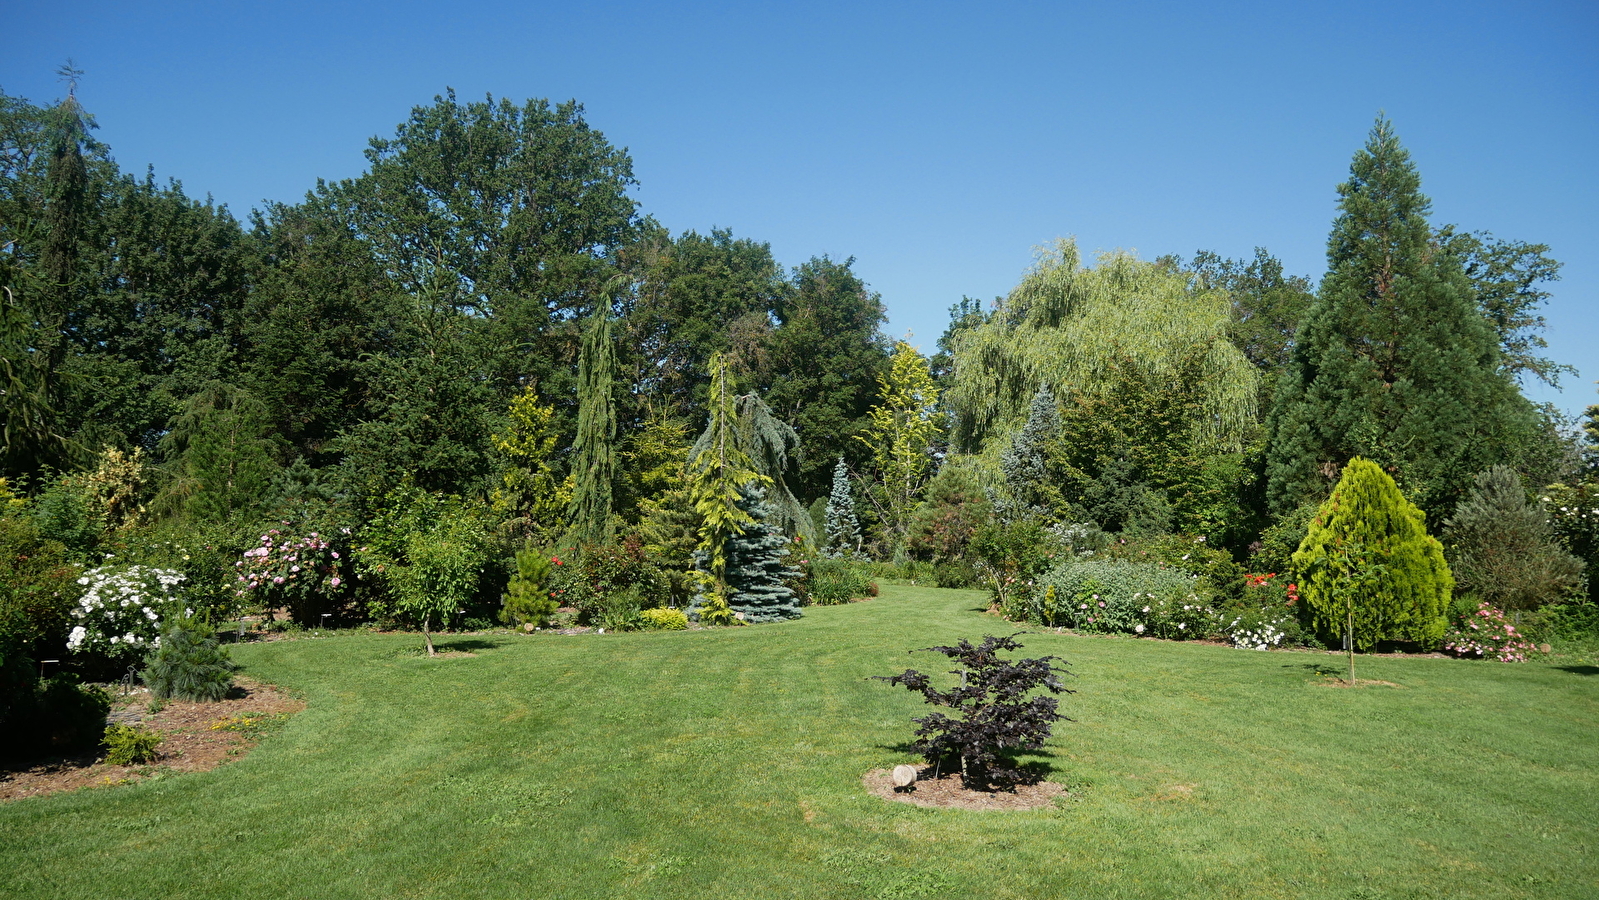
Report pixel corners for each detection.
[0,675,303,803]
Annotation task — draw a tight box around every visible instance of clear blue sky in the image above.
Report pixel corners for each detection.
[7,1,1596,416]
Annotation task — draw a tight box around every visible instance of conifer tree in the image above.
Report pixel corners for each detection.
[570,297,617,545]
[687,353,768,596]
[1444,465,1582,611]
[996,384,1062,522]
[1267,117,1534,518]
[724,485,802,623]
[1292,458,1452,652]
[823,457,863,558]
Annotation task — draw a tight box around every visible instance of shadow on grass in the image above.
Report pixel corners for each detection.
[1285,663,1343,678]
[433,638,506,654]
[868,742,1063,782]
[1554,665,1599,676]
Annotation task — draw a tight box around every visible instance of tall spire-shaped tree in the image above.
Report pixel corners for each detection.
[823,457,862,558]
[570,294,617,544]
[1266,116,1534,518]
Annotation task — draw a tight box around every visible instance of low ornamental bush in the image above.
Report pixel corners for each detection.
[142,616,237,702]
[67,565,188,665]
[637,607,689,631]
[103,723,162,765]
[808,558,877,605]
[1443,601,1536,662]
[876,634,1071,791]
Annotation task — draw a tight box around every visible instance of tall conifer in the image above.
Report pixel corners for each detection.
[570,298,617,544]
[1267,117,1534,517]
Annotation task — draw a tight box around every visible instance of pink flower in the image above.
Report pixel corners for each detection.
[331,577,342,588]
[273,576,285,585]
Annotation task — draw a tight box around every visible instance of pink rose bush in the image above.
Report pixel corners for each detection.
[1443,600,1535,662]
[236,525,354,625]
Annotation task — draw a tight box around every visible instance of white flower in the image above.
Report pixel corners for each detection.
[67,626,87,649]
[1135,624,1145,634]
[1179,623,1186,630]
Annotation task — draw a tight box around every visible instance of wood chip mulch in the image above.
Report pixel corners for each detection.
[863,766,1068,810]
[0,675,304,803]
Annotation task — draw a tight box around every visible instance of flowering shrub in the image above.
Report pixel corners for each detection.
[1224,612,1292,650]
[1028,559,1210,639]
[236,526,353,625]
[1444,601,1536,662]
[66,565,187,663]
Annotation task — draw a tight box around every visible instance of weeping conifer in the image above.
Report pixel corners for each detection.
[570,298,617,545]
[823,457,863,558]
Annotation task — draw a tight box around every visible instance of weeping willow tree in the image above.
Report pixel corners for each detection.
[946,239,1259,458]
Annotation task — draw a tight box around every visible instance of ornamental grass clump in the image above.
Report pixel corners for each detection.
[141,615,237,702]
[876,634,1071,791]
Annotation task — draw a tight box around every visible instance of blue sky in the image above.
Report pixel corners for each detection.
[6,1,1596,416]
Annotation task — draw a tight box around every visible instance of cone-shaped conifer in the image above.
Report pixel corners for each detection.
[823,457,862,559]
[725,485,803,623]
[1292,458,1452,649]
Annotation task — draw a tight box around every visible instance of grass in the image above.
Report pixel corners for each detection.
[2,583,1596,899]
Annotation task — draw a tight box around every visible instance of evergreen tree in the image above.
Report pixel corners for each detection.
[996,384,1062,522]
[157,382,280,523]
[1292,458,1452,651]
[823,457,863,559]
[1444,466,1583,611]
[1267,117,1535,518]
[570,297,617,545]
[729,391,812,542]
[857,340,941,547]
[724,485,802,623]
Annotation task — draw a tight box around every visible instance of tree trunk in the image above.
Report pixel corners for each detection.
[423,613,436,657]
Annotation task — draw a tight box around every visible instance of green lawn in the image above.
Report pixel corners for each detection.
[3,584,1596,899]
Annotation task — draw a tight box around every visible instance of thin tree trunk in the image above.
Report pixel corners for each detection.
[423,613,436,657]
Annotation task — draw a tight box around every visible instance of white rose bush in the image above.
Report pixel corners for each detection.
[67,565,189,663]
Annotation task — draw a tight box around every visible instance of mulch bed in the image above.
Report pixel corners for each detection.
[863,766,1068,810]
[0,675,304,803]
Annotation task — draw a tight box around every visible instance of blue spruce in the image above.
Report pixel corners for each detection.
[823,457,863,559]
[726,485,804,623]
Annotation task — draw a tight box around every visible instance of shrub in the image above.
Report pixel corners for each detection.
[142,616,237,702]
[236,524,356,626]
[500,546,558,627]
[1222,609,1296,650]
[1443,601,1536,662]
[1445,467,1584,612]
[875,634,1071,791]
[0,662,110,761]
[359,488,495,654]
[808,558,877,605]
[970,518,1061,612]
[103,723,162,765]
[1543,480,1599,603]
[594,585,644,631]
[638,607,689,631]
[550,537,670,624]
[66,565,188,667]
[1293,458,1452,650]
[1029,558,1207,636]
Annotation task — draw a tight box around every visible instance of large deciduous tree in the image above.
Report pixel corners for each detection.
[1266,117,1537,518]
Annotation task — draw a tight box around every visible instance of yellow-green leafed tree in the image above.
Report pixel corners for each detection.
[857,340,941,545]
[1293,458,1452,654]
[490,386,571,545]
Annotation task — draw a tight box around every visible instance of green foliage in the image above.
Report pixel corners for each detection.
[969,518,1058,613]
[141,615,236,702]
[1178,248,1316,410]
[1266,117,1537,519]
[358,488,494,654]
[156,382,281,524]
[1542,479,1599,603]
[905,463,992,569]
[0,503,78,655]
[687,353,768,592]
[1436,226,1569,387]
[500,546,558,628]
[548,538,670,625]
[1445,466,1583,611]
[807,558,878,605]
[570,298,617,545]
[637,607,688,631]
[0,673,109,760]
[995,384,1063,522]
[234,522,355,627]
[102,722,162,766]
[1293,458,1452,650]
[1249,500,1320,580]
